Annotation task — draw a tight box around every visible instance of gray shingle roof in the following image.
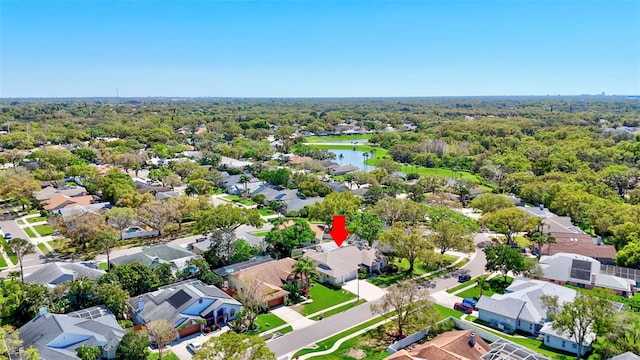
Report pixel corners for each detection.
[24,262,106,287]
[19,306,124,360]
[476,296,526,319]
[110,243,197,269]
[609,352,640,360]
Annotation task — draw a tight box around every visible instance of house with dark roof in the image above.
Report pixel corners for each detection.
[386,330,490,360]
[533,253,634,296]
[130,279,241,339]
[228,258,297,308]
[19,305,125,360]
[24,262,105,288]
[222,173,263,195]
[109,243,198,272]
[212,256,276,277]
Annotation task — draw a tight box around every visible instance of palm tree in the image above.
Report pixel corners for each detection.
[8,238,34,283]
[363,152,369,170]
[338,153,344,164]
[239,174,250,197]
[293,258,316,290]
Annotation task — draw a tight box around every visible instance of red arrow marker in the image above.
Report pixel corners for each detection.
[328,215,349,247]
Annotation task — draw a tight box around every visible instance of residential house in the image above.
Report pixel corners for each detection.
[19,305,125,360]
[287,155,315,165]
[476,278,599,356]
[519,206,585,234]
[43,194,94,211]
[533,253,634,296]
[109,243,198,272]
[24,262,105,288]
[129,280,241,338]
[281,196,323,216]
[303,244,387,285]
[220,156,252,169]
[58,202,110,220]
[386,330,490,360]
[609,352,640,360]
[191,231,266,254]
[540,323,594,357]
[228,258,297,308]
[222,173,263,195]
[329,165,360,176]
[212,256,276,278]
[35,186,87,201]
[542,232,617,264]
[476,278,577,335]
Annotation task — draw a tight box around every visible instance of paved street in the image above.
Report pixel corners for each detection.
[267,232,490,359]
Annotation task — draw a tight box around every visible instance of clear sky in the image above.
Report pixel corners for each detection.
[1,0,639,97]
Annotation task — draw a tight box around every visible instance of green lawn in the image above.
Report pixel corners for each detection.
[369,254,459,287]
[457,276,514,300]
[298,283,357,316]
[0,253,7,268]
[515,236,531,248]
[310,299,366,320]
[222,195,256,206]
[259,208,276,216]
[447,274,489,294]
[24,227,37,238]
[305,134,372,143]
[434,304,464,319]
[148,352,179,360]
[37,243,50,256]
[252,231,271,237]
[254,312,286,332]
[33,225,54,236]
[99,262,108,270]
[26,216,48,223]
[0,237,18,265]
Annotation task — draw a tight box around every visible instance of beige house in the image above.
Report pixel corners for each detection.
[228,258,297,308]
[304,244,387,286]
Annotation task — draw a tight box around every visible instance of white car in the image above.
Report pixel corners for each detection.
[186,341,202,353]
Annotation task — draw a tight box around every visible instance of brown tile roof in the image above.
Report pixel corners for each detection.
[278,220,324,241]
[43,194,93,211]
[385,330,490,360]
[232,258,296,303]
[545,232,617,260]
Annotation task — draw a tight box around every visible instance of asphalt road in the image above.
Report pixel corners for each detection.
[266,232,491,359]
[0,220,48,275]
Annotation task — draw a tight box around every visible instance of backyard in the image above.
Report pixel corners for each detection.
[296,283,357,316]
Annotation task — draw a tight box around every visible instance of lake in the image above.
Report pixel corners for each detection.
[328,149,373,171]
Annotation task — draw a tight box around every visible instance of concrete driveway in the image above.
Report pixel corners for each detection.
[271,306,315,330]
[342,278,386,302]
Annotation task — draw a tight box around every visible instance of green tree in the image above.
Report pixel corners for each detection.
[615,239,640,268]
[265,220,316,258]
[600,164,636,197]
[431,221,474,255]
[145,320,176,360]
[347,212,383,246]
[7,238,34,283]
[51,212,112,251]
[100,263,156,297]
[363,186,386,205]
[154,263,175,285]
[376,158,402,173]
[370,282,438,338]
[378,223,435,274]
[116,330,150,360]
[76,345,101,360]
[309,191,361,225]
[484,245,526,283]
[480,207,539,245]
[541,292,615,359]
[99,169,137,205]
[95,232,117,270]
[186,179,214,196]
[373,198,425,225]
[193,332,276,360]
[293,258,316,290]
[195,204,263,263]
[258,168,291,187]
[469,193,515,213]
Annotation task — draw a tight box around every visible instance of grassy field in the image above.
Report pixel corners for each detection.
[447,274,489,293]
[457,276,514,300]
[33,224,54,236]
[0,253,7,268]
[148,352,179,360]
[310,299,366,320]
[258,208,275,216]
[297,283,357,316]
[37,243,50,256]
[369,255,458,287]
[24,227,37,238]
[305,134,372,143]
[26,216,47,223]
[0,237,18,265]
[252,231,270,237]
[254,312,286,333]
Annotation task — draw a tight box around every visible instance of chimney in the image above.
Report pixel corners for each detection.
[138,297,145,313]
[468,332,476,346]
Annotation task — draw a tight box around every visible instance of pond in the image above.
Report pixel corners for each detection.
[328,149,374,171]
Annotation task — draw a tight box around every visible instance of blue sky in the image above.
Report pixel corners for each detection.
[1,0,639,97]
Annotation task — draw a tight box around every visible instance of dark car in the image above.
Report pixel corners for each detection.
[454,302,474,314]
[462,298,477,309]
[3,233,12,240]
[458,273,471,283]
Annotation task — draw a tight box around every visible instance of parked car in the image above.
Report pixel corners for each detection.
[462,298,477,309]
[3,233,12,240]
[454,302,474,314]
[187,341,202,353]
[458,273,471,283]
